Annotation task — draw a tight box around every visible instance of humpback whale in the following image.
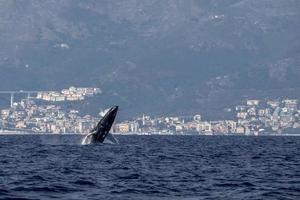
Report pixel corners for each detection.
[82,106,118,144]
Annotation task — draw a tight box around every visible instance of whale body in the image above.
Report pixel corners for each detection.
[82,106,118,144]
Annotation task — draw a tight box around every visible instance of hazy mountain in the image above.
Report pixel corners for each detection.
[0,0,299,118]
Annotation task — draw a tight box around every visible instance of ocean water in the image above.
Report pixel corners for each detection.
[0,135,299,200]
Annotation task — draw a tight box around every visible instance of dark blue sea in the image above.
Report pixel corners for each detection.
[0,135,299,200]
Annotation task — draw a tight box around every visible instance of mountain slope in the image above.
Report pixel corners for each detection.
[0,0,299,117]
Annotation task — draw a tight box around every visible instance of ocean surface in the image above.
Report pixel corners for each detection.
[0,135,299,200]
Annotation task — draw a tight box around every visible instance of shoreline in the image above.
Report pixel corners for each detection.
[0,132,300,136]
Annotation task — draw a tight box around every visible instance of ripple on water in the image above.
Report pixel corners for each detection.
[0,135,299,200]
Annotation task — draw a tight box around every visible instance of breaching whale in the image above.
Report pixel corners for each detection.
[82,106,118,144]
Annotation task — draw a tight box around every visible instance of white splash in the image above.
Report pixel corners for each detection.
[99,108,110,117]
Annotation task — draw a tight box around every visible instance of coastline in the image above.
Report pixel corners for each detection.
[0,132,300,136]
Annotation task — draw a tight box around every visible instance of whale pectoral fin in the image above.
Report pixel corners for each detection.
[104,133,119,144]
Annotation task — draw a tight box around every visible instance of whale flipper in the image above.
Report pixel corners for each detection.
[104,133,119,144]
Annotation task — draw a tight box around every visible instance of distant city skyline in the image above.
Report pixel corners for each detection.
[1,86,299,136]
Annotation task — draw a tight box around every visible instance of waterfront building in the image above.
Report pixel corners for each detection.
[247,100,260,106]
[115,123,130,133]
[236,126,245,134]
[267,100,280,108]
[283,99,298,111]
[197,121,212,134]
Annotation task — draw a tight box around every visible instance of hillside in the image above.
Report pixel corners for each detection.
[0,0,299,118]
